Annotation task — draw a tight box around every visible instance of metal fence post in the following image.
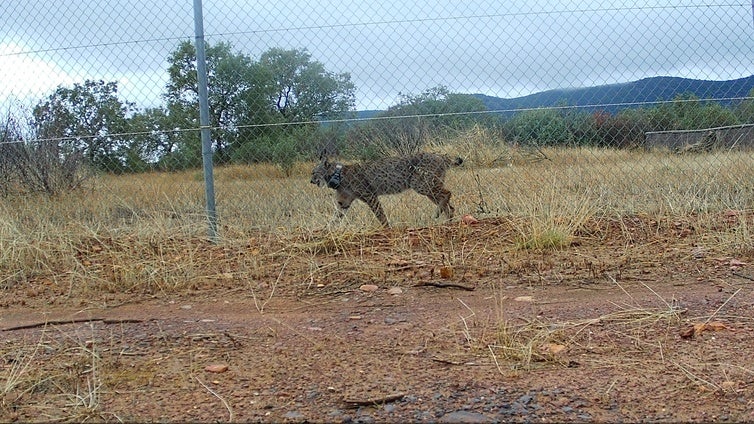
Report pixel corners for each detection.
[193,0,219,242]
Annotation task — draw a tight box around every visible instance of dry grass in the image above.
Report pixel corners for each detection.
[1,142,753,301]
[2,140,754,420]
[0,325,109,422]
[478,279,687,372]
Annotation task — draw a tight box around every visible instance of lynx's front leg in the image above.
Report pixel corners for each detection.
[330,205,347,223]
[330,190,356,223]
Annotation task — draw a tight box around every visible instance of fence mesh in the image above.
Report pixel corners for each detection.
[2,1,754,233]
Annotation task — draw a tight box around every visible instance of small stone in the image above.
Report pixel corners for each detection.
[327,409,345,417]
[438,410,492,423]
[356,412,375,423]
[284,411,305,420]
[518,394,533,405]
[387,287,403,295]
[360,284,379,292]
[439,266,454,279]
[204,364,228,373]
[461,214,479,225]
[721,381,737,391]
[541,343,566,355]
[386,314,407,324]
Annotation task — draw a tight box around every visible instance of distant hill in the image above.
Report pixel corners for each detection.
[353,109,383,120]
[354,75,754,119]
[472,75,754,115]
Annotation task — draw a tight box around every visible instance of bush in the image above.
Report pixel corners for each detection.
[504,108,572,146]
[0,140,89,196]
[0,111,88,196]
[231,126,319,176]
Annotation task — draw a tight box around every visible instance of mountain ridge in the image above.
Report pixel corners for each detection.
[472,75,754,114]
[356,75,754,118]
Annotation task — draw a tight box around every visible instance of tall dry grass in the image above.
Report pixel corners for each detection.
[2,128,754,296]
[3,131,753,420]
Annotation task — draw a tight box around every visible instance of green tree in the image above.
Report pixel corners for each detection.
[504,108,571,146]
[735,88,754,124]
[652,93,738,130]
[164,42,356,166]
[127,107,192,171]
[257,48,355,122]
[386,86,487,128]
[32,80,135,172]
[165,41,263,163]
[347,86,488,156]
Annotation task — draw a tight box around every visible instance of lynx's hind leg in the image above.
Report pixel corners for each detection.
[435,187,455,219]
[363,194,390,227]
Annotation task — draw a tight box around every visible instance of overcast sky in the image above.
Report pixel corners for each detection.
[1,1,753,112]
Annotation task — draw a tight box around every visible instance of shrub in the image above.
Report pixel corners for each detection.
[0,110,88,196]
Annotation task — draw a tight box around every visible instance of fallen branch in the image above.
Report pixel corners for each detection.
[1,317,146,332]
[732,271,754,282]
[413,281,475,291]
[343,392,406,407]
[431,357,464,365]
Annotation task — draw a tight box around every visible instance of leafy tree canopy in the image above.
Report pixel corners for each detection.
[164,41,356,164]
[32,79,135,172]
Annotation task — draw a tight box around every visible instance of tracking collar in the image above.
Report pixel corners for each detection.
[327,164,343,189]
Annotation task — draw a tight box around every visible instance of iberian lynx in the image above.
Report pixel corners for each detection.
[310,152,463,227]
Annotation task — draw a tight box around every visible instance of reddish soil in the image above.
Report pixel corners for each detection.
[2,215,754,422]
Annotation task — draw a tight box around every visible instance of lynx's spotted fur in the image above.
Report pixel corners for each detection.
[311,152,463,227]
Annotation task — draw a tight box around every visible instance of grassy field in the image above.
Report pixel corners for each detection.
[2,145,754,422]
[1,145,753,294]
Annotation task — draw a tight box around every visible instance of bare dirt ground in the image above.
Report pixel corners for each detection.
[2,215,754,422]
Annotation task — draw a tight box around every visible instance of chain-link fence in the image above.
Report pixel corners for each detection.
[2,1,754,234]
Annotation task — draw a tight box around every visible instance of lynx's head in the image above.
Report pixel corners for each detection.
[310,155,342,189]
